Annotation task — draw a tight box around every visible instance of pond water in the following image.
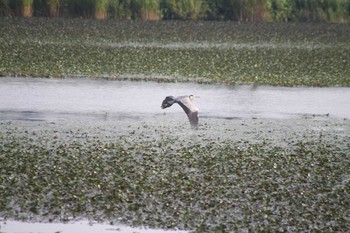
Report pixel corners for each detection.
[1,77,349,233]
[0,220,187,233]
[0,77,349,121]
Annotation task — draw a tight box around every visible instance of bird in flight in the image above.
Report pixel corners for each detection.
[161,95,200,129]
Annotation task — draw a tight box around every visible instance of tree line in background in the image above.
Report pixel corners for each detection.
[1,0,349,22]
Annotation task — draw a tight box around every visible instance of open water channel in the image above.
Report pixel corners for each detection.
[0,77,349,121]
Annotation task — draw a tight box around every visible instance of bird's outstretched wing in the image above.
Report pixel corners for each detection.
[187,111,199,129]
[177,99,199,129]
[161,95,199,129]
[161,96,175,109]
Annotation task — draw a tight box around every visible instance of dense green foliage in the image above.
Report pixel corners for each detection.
[0,119,349,232]
[0,18,349,86]
[1,0,350,22]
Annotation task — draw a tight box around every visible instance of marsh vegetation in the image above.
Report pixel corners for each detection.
[1,11,350,233]
[0,78,349,232]
[0,18,349,86]
[0,117,349,232]
[2,0,350,22]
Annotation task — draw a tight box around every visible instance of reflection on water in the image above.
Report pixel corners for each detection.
[0,77,349,121]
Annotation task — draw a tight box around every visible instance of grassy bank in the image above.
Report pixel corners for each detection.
[1,18,349,86]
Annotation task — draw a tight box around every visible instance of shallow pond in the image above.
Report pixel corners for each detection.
[0,77,349,122]
[0,220,187,233]
[1,77,350,233]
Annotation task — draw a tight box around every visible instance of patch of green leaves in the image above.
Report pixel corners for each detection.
[0,125,349,232]
[0,18,349,86]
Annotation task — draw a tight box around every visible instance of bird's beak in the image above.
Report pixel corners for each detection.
[195,96,200,99]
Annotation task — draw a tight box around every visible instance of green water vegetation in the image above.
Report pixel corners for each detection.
[0,18,349,86]
[0,119,349,232]
[1,0,350,22]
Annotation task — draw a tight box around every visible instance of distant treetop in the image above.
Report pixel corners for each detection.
[1,0,349,23]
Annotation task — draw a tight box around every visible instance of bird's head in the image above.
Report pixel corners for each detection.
[189,95,200,100]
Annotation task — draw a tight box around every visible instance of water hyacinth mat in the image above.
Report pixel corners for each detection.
[0,117,349,232]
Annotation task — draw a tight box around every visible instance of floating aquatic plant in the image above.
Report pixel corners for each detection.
[0,119,349,232]
[0,18,349,86]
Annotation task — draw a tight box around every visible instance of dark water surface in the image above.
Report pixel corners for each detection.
[0,77,349,121]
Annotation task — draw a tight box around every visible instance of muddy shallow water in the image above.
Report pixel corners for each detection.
[0,77,349,122]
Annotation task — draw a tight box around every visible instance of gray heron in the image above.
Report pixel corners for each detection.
[161,95,200,129]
